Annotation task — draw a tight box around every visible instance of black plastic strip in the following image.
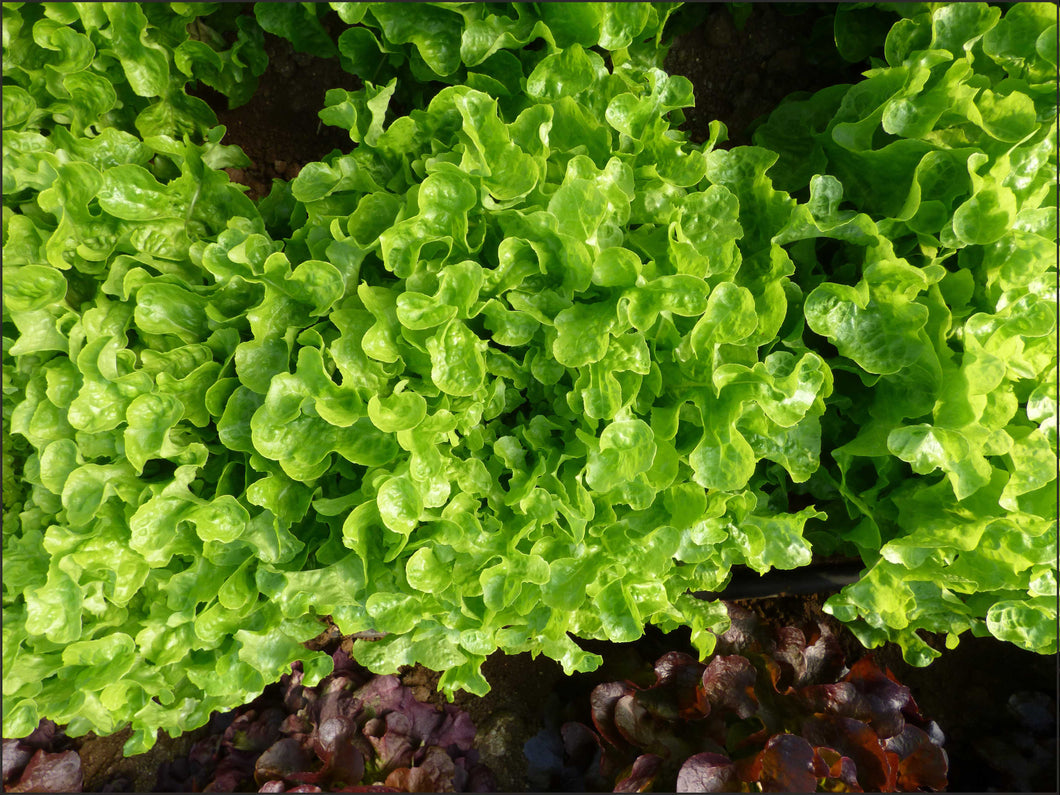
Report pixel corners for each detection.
[692,560,865,601]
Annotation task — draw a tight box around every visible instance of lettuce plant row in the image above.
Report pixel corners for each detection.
[2,2,1056,754]
[536,602,949,792]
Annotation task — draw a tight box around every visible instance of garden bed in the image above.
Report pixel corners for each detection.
[4,2,1057,792]
[61,595,1060,792]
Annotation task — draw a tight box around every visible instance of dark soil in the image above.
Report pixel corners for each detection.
[72,725,212,793]
[876,633,1058,793]
[200,3,873,200]
[663,3,868,146]
[191,13,360,199]
[400,653,566,794]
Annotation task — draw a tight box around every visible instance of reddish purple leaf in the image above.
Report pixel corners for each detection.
[6,749,82,793]
[591,681,637,750]
[329,740,366,786]
[561,721,604,771]
[315,690,352,728]
[612,753,661,793]
[701,655,759,719]
[800,624,846,685]
[771,627,809,692]
[392,689,447,750]
[368,711,416,773]
[613,695,654,748]
[812,747,862,792]
[676,752,741,793]
[654,652,707,691]
[842,657,911,740]
[254,738,313,786]
[716,603,762,655]
[796,682,872,721]
[385,746,457,792]
[227,708,285,753]
[430,708,477,753]
[635,657,712,725]
[315,717,352,760]
[283,667,307,710]
[801,715,896,791]
[19,721,58,750]
[885,725,948,791]
[280,713,312,736]
[3,740,33,786]
[207,752,257,791]
[352,675,405,720]
[751,734,817,793]
[414,745,456,791]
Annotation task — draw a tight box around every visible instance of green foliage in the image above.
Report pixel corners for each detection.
[2,2,265,139]
[755,1,1057,665]
[3,0,1056,756]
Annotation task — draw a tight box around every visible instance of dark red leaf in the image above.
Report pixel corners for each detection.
[561,721,604,771]
[842,657,911,740]
[801,624,846,685]
[392,689,447,751]
[413,745,457,792]
[7,749,82,793]
[751,734,817,792]
[796,682,872,721]
[314,690,352,729]
[591,681,637,750]
[634,681,686,722]
[314,717,352,763]
[801,715,896,791]
[654,652,707,690]
[367,711,416,774]
[426,707,477,753]
[362,717,385,738]
[385,746,456,792]
[19,721,58,750]
[352,675,405,720]
[329,740,366,786]
[254,738,313,786]
[612,753,661,793]
[676,752,741,793]
[770,627,808,692]
[613,695,654,749]
[228,708,285,753]
[716,603,762,655]
[280,713,312,736]
[813,747,862,793]
[207,752,256,791]
[884,725,948,791]
[650,653,710,720]
[3,740,32,785]
[701,655,759,719]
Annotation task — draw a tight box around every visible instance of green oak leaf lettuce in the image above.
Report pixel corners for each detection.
[756,1,1057,663]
